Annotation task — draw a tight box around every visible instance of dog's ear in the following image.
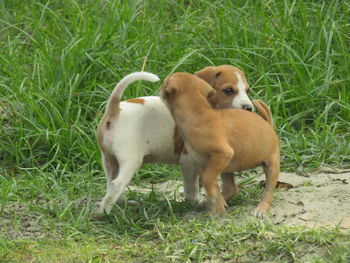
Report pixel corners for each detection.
[199,80,217,101]
[161,77,178,99]
[195,66,221,87]
[207,89,216,99]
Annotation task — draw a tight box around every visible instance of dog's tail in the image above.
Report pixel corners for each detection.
[105,72,160,116]
[253,99,273,126]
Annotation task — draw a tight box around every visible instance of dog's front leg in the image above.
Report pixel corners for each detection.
[179,154,199,203]
[200,148,233,215]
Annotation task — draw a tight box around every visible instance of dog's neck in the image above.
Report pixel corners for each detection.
[171,90,214,129]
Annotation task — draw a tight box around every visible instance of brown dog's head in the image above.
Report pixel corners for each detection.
[195,65,253,111]
[160,72,216,111]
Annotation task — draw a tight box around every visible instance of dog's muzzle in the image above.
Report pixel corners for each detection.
[242,104,253,112]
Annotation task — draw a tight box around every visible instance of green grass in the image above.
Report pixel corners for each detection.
[1,0,350,262]
[1,168,350,262]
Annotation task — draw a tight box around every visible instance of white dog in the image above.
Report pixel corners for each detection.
[96,66,253,215]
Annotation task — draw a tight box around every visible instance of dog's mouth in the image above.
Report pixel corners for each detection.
[242,104,253,112]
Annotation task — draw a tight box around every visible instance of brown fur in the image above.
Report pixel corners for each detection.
[194,65,254,198]
[173,65,253,156]
[195,65,251,109]
[173,126,186,154]
[160,72,280,216]
[252,99,273,126]
[126,98,145,104]
[97,114,115,152]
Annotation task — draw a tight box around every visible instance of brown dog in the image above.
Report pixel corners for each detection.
[160,72,280,217]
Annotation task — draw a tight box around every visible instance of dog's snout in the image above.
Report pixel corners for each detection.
[242,104,253,112]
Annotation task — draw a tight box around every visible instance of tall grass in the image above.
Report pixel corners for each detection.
[0,0,349,173]
[1,1,350,262]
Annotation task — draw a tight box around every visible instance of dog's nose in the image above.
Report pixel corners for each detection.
[242,104,253,112]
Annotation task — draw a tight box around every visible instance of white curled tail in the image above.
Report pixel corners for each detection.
[105,72,160,116]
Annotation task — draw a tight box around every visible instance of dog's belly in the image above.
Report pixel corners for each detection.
[225,157,263,172]
[225,141,274,172]
[184,142,209,166]
[142,133,179,164]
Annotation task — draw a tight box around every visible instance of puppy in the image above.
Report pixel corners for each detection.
[160,72,280,217]
[95,66,254,215]
[195,65,254,197]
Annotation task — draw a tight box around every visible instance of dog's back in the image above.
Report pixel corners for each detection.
[221,109,279,172]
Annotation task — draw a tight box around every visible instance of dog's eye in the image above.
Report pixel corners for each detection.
[223,88,234,95]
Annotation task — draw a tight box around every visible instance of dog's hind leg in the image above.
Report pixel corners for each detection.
[94,152,118,215]
[97,154,143,215]
[221,172,238,202]
[252,151,280,218]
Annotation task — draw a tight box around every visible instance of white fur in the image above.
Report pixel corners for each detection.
[232,72,253,109]
[97,97,203,214]
[106,72,159,113]
[103,97,177,163]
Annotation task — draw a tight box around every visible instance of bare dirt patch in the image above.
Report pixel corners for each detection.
[0,203,51,239]
[1,168,349,240]
[0,198,83,240]
[266,169,350,230]
[133,168,350,230]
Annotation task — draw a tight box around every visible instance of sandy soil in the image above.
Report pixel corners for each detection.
[1,168,349,240]
[265,169,350,230]
[136,167,350,231]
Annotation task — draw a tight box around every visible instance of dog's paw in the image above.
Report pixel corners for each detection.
[210,206,226,216]
[92,203,107,220]
[251,207,267,219]
[183,190,199,204]
[252,201,270,219]
[93,201,114,217]
[92,212,106,220]
[209,196,227,216]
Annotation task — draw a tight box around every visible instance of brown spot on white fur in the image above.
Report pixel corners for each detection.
[126,98,145,104]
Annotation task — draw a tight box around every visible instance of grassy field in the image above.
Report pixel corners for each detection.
[1,0,349,262]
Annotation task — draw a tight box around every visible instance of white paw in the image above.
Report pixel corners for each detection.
[184,191,199,204]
